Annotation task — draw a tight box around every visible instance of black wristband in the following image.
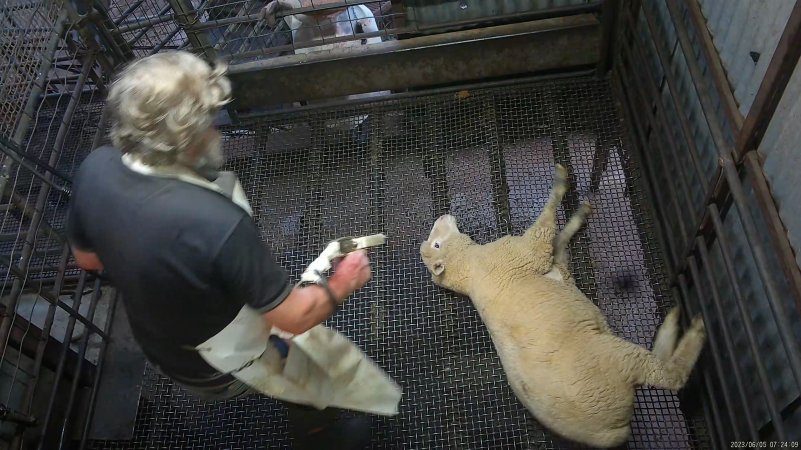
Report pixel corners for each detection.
[314,273,340,312]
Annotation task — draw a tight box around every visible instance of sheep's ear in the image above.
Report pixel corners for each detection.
[429,214,460,240]
[432,261,445,276]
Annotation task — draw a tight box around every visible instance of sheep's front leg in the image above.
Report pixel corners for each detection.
[524,164,568,246]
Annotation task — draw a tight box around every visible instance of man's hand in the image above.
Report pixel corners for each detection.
[264,250,372,335]
[71,246,104,272]
[329,250,372,301]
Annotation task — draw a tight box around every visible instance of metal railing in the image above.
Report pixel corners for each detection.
[613,0,801,444]
[0,1,117,448]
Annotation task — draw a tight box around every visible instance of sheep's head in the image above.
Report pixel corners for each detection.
[420,214,473,294]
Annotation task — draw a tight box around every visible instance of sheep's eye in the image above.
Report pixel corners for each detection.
[433,242,440,249]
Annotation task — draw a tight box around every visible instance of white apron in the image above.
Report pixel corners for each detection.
[123,155,402,415]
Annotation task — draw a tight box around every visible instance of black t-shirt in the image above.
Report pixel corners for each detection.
[67,146,291,382]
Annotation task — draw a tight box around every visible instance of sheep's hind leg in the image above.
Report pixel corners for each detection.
[524,164,568,244]
[652,306,681,360]
[638,315,706,390]
[553,201,591,278]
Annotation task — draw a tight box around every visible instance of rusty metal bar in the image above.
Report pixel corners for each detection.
[670,287,719,449]
[616,45,690,258]
[152,26,183,53]
[613,71,680,269]
[675,277,727,447]
[620,36,696,245]
[736,0,801,160]
[694,235,759,439]
[0,136,72,183]
[168,0,216,59]
[224,26,400,62]
[0,53,96,357]
[658,1,730,158]
[124,4,171,47]
[113,0,145,25]
[229,16,600,109]
[36,271,88,449]
[191,11,260,31]
[641,2,801,352]
[236,68,595,120]
[35,287,109,339]
[0,8,68,199]
[708,203,787,438]
[58,277,104,449]
[686,254,747,440]
[743,151,801,314]
[684,0,743,134]
[208,0,257,51]
[11,245,72,449]
[117,11,175,33]
[0,140,72,195]
[78,290,118,450]
[722,158,801,389]
[597,0,619,74]
[623,38,702,227]
[623,8,708,201]
[0,303,96,388]
[411,1,603,33]
[90,105,111,151]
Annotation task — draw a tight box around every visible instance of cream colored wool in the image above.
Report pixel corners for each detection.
[420,165,706,448]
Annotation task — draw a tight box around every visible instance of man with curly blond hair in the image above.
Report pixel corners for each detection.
[67,51,373,449]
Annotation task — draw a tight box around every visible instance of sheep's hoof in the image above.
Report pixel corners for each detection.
[665,305,681,323]
[554,164,568,179]
[578,201,592,217]
[689,315,706,335]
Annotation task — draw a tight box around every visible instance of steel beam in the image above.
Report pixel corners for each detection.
[228,15,600,109]
[736,0,801,160]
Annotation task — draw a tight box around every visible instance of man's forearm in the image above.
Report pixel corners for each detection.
[264,278,352,334]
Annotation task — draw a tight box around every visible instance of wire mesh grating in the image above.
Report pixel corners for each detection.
[86,76,709,449]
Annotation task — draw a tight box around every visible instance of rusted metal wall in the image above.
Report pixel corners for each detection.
[403,0,591,30]
[698,0,795,116]
[758,54,801,273]
[615,0,801,444]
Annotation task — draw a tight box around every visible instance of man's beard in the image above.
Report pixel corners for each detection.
[192,132,225,181]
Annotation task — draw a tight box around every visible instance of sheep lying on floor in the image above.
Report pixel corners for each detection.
[419,164,706,448]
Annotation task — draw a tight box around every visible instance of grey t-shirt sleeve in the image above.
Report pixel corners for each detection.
[212,215,292,313]
[66,201,93,251]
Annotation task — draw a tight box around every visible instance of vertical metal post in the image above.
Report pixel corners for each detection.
[485,100,511,236]
[0,8,68,199]
[597,0,619,74]
[686,255,743,439]
[676,277,728,446]
[683,0,743,133]
[721,159,801,390]
[78,291,118,450]
[694,236,758,438]
[168,0,216,59]
[736,0,801,160]
[425,104,449,219]
[58,277,103,449]
[708,203,787,438]
[0,52,96,373]
[36,271,88,449]
[90,105,111,151]
[10,244,73,450]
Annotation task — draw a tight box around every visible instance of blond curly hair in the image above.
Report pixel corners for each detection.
[107,51,231,165]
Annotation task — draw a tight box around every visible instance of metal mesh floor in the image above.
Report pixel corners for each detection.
[87,76,709,449]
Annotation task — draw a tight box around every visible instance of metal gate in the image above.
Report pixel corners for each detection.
[1,0,799,448]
